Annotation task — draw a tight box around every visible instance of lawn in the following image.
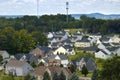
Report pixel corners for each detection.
[76,70,93,77]
[64,28,83,34]
[68,52,95,60]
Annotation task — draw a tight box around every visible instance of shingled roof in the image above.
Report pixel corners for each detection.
[6,59,26,67]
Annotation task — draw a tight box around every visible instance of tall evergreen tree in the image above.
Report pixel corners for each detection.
[59,71,66,80]
[43,71,51,80]
[91,70,98,80]
[52,72,58,80]
[81,65,88,77]
[69,73,79,80]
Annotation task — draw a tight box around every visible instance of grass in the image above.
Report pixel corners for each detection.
[76,70,93,77]
[64,28,83,34]
[68,52,95,60]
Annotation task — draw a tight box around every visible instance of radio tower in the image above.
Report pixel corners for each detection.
[37,0,39,18]
[66,2,69,25]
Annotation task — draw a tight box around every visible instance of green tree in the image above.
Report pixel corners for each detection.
[14,29,36,53]
[0,55,3,62]
[43,71,51,80]
[52,72,58,80]
[24,73,31,80]
[59,71,66,80]
[100,56,120,80]
[81,65,88,77]
[69,73,79,80]
[91,70,98,80]
[31,31,48,46]
[69,64,76,73]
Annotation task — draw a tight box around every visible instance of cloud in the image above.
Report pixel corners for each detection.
[105,0,120,2]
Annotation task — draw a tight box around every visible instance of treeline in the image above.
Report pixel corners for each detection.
[80,15,120,34]
[0,14,79,32]
[0,14,120,34]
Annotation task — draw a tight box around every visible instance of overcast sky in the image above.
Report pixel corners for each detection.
[0,0,120,15]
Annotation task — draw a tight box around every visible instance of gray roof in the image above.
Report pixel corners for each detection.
[102,43,111,47]
[6,59,26,67]
[100,37,110,42]
[48,55,56,60]
[82,46,99,52]
[38,46,52,54]
[72,57,97,71]
[107,47,119,52]
[14,53,38,64]
[63,45,73,50]
[58,55,68,60]
[76,38,89,42]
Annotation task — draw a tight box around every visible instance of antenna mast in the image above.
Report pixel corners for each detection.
[66,2,69,25]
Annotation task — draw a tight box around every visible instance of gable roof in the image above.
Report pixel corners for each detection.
[35,66,71,76]
[82,46,99,52]
[6,59,26,67]
[58,55,68,60]
[76,38,89,42]
[72,57,97,71]
[14,53,38,63]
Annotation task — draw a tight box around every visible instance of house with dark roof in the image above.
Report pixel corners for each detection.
[5,59,33,76]
[74,38,91,47]
[48,55,69,67]
[30,46,52,58]
[35,66,72,80]
[14,53,39,64]
[95,49,111,59]
[81,46,99,53]
[72,57,97,72]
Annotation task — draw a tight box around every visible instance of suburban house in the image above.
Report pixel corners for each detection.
[89,33,102,40]
[5,59,34,76]
[0,51,9,60]
[35,66,71,80]
[111,35,120,43]
[14,53,39,64]
[48,55,69,67]
[99,37,112,43]
[30,46,52,58]
[81,46,99,53]
[47,32,54,39]
[95,49,111,59]
[74,38,91,47]
[72,57,97,72]
[39,58,49,66]
[48,37,58,45]
[53,45,75,55]
[106,47,120,56]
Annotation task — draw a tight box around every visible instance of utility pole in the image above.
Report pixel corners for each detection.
[66,2,69,25]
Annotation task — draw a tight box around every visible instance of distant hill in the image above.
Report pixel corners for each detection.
[71,13,120,20]
[0,13,120,20]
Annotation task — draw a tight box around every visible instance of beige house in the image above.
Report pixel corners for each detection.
[35,66,71,80]
[5,59,33,76]
[74,38,91,47]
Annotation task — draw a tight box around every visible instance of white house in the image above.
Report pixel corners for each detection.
[111,35,120,43]
[53,46,67,55]
[0,51,9,60]
[5,59,33,76]
[95,50,111,59]
[55,55,69,67]
[53,45,75,55]
[47,32,54,39]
